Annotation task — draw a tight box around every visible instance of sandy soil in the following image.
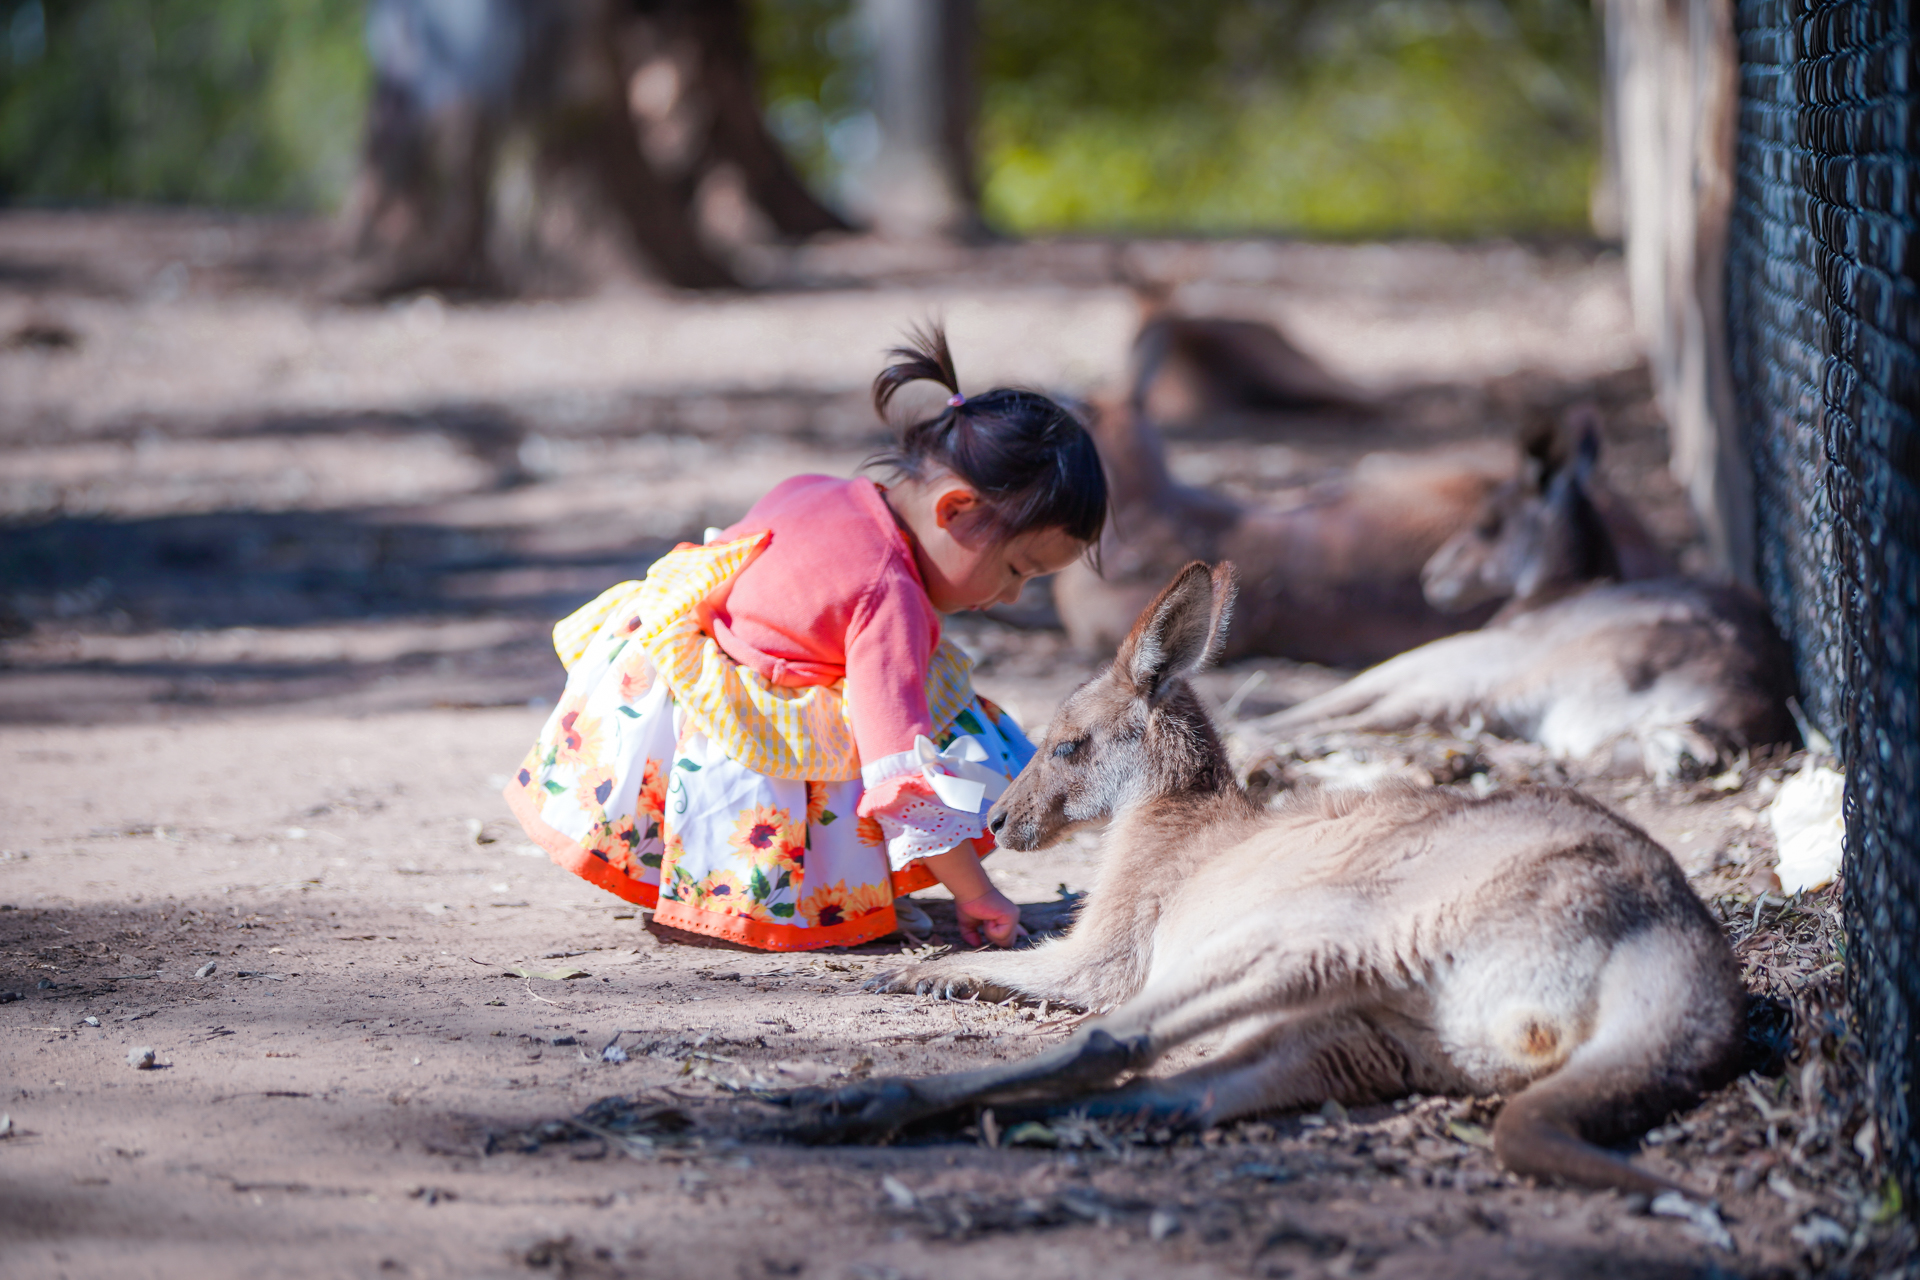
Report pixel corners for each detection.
[1,213,1908,1279]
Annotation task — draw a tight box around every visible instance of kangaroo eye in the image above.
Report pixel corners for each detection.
[1051,738,1082,759]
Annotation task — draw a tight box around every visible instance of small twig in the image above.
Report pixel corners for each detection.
[1785,698,1834,756]
[872,1030,951,1043]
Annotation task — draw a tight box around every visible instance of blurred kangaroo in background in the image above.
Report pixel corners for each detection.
[1420,405,1673,611]
[777,563,1747,1195]
[1053,313,1513,666]
[1128,306,1369,423]
[1262,409,1795,780]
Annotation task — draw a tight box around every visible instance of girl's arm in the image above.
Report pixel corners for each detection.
[843,568,1023,945]
[922,841,1026,948]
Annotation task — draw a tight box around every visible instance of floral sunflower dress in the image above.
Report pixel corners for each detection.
[502,477,1035,951]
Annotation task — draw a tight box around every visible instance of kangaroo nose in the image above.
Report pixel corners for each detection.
[988,812,1006,835]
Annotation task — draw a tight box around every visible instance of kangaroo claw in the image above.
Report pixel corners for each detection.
[936,977,1016,1002]
[865,963,1015,1002]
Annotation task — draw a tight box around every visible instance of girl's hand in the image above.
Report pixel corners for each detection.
[955,887,1027,948]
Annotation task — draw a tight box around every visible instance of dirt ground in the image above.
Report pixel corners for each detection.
[2,212,1912,1279]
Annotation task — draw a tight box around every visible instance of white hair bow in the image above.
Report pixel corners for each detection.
[912,734,1007,814]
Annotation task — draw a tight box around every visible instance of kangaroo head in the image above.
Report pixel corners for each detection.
[988,561,1237,851]
[1421,408,1619,612]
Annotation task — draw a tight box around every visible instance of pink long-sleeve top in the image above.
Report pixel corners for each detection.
[710,475,940,764]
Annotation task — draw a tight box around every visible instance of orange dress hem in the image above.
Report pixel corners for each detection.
[651,899,897,951]
[505,781,660,909]
[508,779,948,940]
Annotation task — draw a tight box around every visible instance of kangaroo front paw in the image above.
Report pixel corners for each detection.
[865,962,1014,1002]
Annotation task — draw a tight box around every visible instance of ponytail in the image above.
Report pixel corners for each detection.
[873,322,962,416]
[867,323,1109,550]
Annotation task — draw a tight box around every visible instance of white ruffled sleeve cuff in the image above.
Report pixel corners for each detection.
[857,735,1009,872]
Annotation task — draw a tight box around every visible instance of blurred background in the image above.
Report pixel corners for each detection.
[0,0,1660,730]
[0,1,1603,252]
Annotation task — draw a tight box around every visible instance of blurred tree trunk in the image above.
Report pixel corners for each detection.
[1599,0,1749,582]
[539,0,738,289]
[860,0,980,239]
[343,0,849,295]
[344,0,530,294]
[668,0,854,237]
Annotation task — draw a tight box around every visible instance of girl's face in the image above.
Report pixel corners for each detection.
[894,479,1087,614]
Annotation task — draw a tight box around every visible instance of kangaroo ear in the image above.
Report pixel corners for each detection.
[1538,405,1602,488]
[1117,561,1238,699]
[1568,415,1601,488]
[1518,415,1559,491]
[1543,416,1601,508]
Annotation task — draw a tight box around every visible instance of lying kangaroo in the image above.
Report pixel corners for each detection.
[779,563,1745,1195]
[1421,406,1673,611]
[1261,415,1795,780]
[1053,394,1512,667]
[1130,309,1369,423]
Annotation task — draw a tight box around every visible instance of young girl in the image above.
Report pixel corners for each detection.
[503,326,1107,951]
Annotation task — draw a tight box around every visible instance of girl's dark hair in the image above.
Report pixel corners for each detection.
[868,323,1108,549]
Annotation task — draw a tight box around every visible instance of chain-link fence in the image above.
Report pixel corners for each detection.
[1728,0,1917,1198]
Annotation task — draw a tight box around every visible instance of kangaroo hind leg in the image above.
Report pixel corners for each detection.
[770,953,1281,1144]
[1261,632,1498,737]
[1006,1009,1423,1131]
[779,916,1376,1144]
[768,1024,1151,1143]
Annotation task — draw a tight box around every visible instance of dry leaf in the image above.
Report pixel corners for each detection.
[1446,1120,1492,1147]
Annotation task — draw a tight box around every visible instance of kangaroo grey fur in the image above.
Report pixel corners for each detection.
[1052,392,1511,667]
[1264,411,1794,779]
[775,562,1745,1195]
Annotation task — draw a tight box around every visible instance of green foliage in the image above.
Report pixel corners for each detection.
[760,0,1600,238]
[754,0,872,191]
[975,0,1601,237]
[0,0,368,207]
[0,0,1598,236]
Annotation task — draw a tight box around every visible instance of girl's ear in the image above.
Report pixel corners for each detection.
[931,481,984,533]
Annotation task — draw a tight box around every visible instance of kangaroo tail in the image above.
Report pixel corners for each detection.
[1494,930,1743,1195]
[1493,1056,1696,1195]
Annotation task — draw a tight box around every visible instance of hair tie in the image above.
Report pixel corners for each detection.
[948,393,966,408]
